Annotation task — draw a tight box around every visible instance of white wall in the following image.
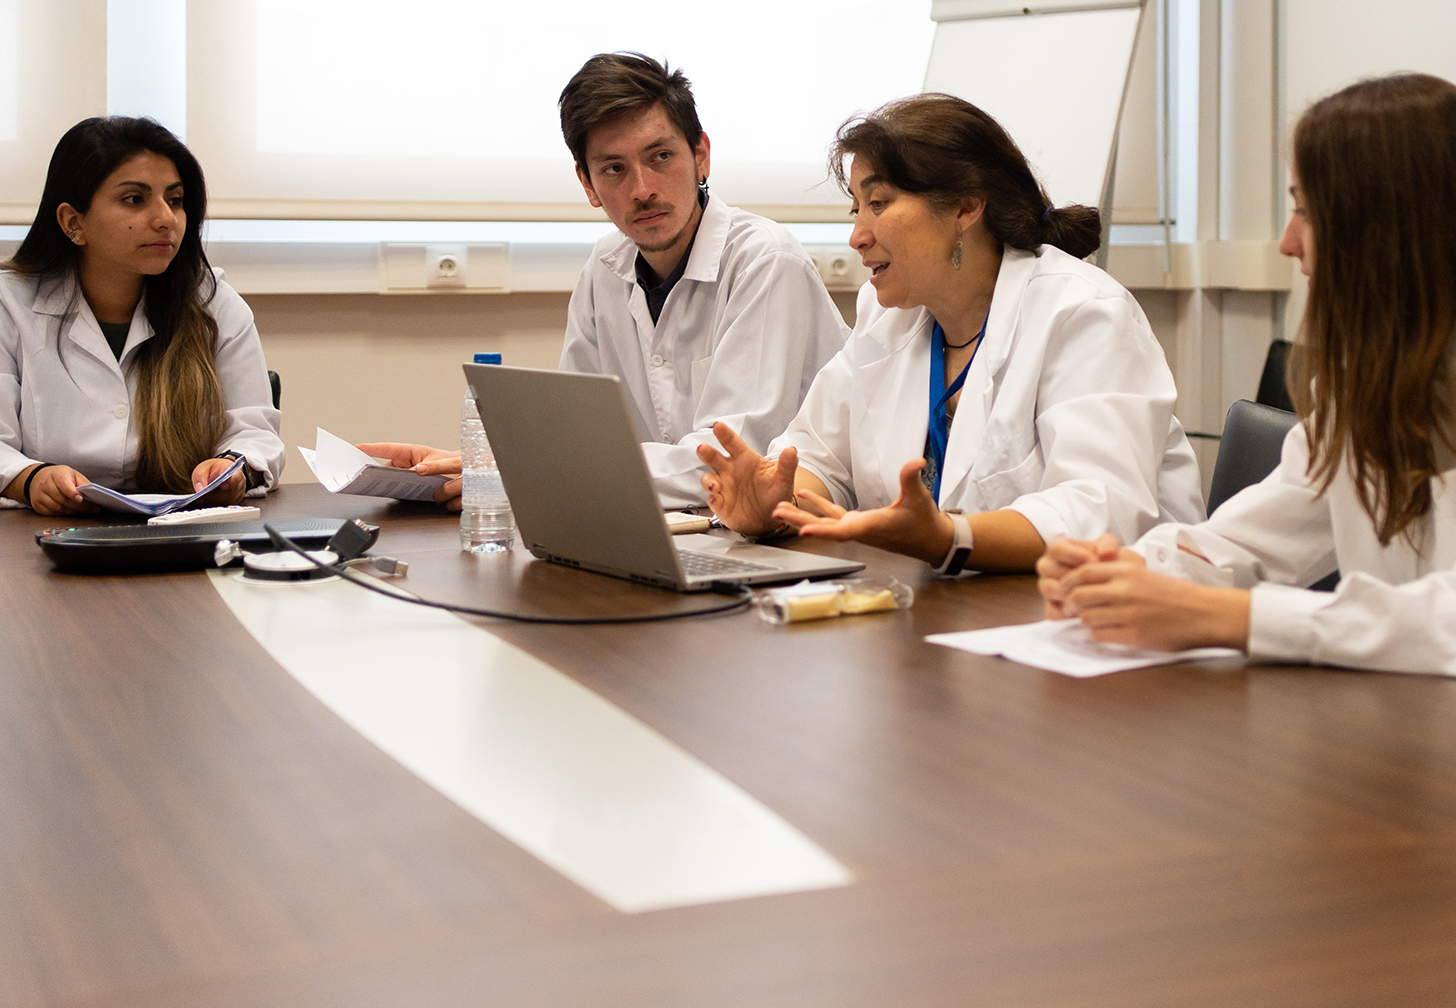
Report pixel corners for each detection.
[1285,0,1456,121]
[1280,0,1456,339]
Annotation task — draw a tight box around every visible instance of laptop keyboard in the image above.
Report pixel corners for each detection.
[678,550,776,577]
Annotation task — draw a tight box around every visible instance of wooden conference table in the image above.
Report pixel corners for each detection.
[3,483,1455,1008]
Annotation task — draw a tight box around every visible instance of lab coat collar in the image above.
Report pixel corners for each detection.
[978,245,1037,379]
[599,192,729,286]
[30,270,152,370]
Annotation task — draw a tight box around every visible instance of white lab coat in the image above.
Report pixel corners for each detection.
[1134,422,1456,675]
[0,268,283,498]
[771,244,1205,548]
[559,193,850,508]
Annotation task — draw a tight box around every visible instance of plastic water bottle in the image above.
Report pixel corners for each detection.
[460,352,514,553]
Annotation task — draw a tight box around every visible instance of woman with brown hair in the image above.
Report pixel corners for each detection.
[699,93,1203,574]
[1038,73,1456,674]
[0,117,282,515]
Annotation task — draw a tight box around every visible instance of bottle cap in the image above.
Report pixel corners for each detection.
[472,352,502,365]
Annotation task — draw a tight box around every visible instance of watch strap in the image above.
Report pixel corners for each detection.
[214,451,257,490]
[933,511,975,576]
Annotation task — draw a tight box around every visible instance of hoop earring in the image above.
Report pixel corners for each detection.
[951,235,962,271]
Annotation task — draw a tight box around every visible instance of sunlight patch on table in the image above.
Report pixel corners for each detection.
[208,570,849,912]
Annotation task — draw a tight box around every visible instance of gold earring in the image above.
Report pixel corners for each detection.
[952,235,962,270]
[69,232,82,245]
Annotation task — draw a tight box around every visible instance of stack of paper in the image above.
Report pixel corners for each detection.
[300,428,450,502]
[77,455,246,515]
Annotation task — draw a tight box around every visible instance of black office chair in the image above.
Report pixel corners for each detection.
[1255,339,1295,413]
[1208,398,1339,591]
[268,370,281,410]
[1207,399,1297,514]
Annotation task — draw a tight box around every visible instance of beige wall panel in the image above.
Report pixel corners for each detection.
[248,292,572,483]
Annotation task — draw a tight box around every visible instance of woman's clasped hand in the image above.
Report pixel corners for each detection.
[1036,534,1251,652]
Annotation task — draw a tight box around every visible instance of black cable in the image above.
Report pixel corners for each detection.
[261,524,754,625]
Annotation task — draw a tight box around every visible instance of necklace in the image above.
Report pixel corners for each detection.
[943,314,988,349]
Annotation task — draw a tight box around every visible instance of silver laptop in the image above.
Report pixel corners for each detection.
[463,364,865,592]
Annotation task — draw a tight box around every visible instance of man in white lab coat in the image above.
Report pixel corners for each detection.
[362,53,848,509]
[554,52,849,507]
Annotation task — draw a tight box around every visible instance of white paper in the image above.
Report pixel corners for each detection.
[926,620,1242,677]
[299,427,449,501]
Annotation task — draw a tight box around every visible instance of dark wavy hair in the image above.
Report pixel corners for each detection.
[1288,73,1456,545]
[4,116,226,493]
[558,52,704,178]
[830,93,1102,260]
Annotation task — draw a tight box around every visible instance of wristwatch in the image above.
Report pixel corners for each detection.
[933,510,975,576]
[214,451,257,490]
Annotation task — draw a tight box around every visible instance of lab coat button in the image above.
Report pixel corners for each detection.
[651,354,666,367]
[113,404,129,420]
[1157,548,1167,562]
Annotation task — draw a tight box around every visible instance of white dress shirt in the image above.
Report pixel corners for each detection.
[1134,422,1456,674]
[771,244,1205,548]
[0,268,283,497]
[558,193,850,508]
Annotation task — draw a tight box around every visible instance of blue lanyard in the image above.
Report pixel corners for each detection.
[926,319,985,502]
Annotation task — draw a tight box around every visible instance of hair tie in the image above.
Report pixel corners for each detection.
[1041,206,1054,223]
[22,462,56,505]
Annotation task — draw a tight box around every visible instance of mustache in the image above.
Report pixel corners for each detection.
[631,201,673,219]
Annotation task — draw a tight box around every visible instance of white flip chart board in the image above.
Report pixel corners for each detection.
[924,2,1145,211]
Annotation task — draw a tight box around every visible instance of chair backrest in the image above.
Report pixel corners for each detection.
[268,370,281,411]
[1207,399,1298,514]
[1255,339,1295,413]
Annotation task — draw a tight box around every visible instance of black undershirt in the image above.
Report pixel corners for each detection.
[98,321,130,361]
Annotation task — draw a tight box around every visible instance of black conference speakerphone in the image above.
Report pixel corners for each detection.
[36,519,376,573]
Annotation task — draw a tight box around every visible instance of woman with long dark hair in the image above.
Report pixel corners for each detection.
[0,116,282,515]
[1038,73,1456,673]
[699,93,1203,573]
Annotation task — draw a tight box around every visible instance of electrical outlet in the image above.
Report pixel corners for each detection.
[426,244,467,288]
[379,243,510,292]
[806,245,871,291]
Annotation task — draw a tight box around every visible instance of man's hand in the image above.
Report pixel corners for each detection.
[356,442,463,511]
[190,457,247,506]
[5,464,101,516]
[696,422,797,535]
[775,459,955,565]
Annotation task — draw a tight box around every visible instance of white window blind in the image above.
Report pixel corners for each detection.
[187,0,935,222]
[0,1,16,143]
[0,0,108,224]
[107,0,186,139]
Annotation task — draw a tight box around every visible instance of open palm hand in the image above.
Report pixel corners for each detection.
[775,459,954,565]
[697,422,797,535]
